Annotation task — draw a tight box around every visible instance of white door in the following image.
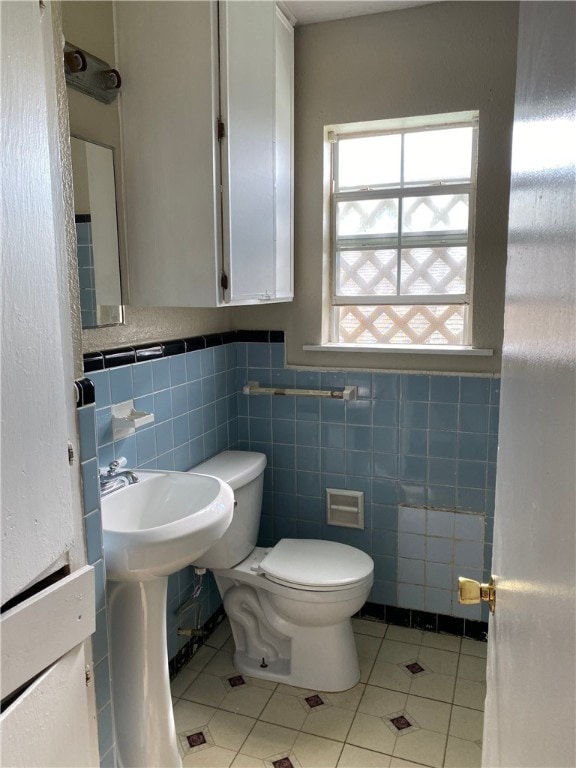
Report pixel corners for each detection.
[482,3,575,766]
[1,0,74,605]
[0,1,97,764]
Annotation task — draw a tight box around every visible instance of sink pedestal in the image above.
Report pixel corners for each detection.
[107,578,181,768]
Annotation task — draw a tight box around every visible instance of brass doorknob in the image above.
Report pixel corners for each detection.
[458,576,496,613]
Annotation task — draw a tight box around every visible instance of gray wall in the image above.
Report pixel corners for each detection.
[236,1,519,373]
[65,2,518,377]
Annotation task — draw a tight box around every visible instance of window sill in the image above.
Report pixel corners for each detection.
[302,343,493,357]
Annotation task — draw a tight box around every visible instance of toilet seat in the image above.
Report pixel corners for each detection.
[258,539,374,592]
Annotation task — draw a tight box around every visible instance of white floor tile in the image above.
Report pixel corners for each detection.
[275,684,315,697]
[352,619,388,638]
[172,665,200,698]
[231,754,265,767]
[444,736,482,768]
[173,623,488,768]
[187,644,218,671]
[358,685,407,719]
[408,672,456,704]
[219,682,275,719]
[368,660,412,693]
[206,618,233,649]
[453,679,486,711]
[173,699,218,732]
[449,706,484,743]
[376,640,420,664]
[384,627,424,645]
[326,683,365,713]
[302,705,355,742]
[204,650,239,677]
[356,633,384,660]
[182,745,238,768]
[338,744,391,766]
[239,721,298,760]
[457,654,486,682]
[181,672,229,707]
[404,695,451,735]
[392,728,447,768]
[359,654,377,684]
[223,636,236,652]
[460,638,487,658]
[292,732,344,768]
[259,692,308,730]
[347,712,397,755]
[417,646,459,677]
[421,633,461,653]
[208,709,257,751]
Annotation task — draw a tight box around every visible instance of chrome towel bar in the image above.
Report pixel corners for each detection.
[242,381,357,400]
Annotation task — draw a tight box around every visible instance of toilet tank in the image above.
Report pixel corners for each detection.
[188,451,267,569]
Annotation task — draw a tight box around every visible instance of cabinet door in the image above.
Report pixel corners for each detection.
[274,7,294,301]
[116,1,221,308]
[1,645,94,767]
[219,0,276,303]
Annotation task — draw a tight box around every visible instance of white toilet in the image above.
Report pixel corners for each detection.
[189,450,374,692]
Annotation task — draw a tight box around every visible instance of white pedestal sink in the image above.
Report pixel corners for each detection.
[101,471,234,768]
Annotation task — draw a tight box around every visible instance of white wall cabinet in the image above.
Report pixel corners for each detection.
[116,0,293,307]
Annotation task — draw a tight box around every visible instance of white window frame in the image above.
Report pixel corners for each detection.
[327,112,479,348]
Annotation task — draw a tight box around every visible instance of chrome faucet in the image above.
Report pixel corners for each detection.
[99,458,139,497]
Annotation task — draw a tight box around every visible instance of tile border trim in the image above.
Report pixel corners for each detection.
[75,377,96,407]
[168,604,227,679]
[82,330,285,373]
[358,601,488,641]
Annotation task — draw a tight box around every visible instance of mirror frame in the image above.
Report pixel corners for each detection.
[71,134,124,328]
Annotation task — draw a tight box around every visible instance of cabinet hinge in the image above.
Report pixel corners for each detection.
[220,272,229,291]
[68,442,75,465]
[217,118,225,141]
[85,665,92,686]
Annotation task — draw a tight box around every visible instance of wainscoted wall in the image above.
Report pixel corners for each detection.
[76,381,116,768]
[78,331,497,763]
[235,340,498,622]
[87,336,238,662]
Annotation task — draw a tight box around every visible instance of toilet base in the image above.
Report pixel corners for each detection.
[231,620,361,692]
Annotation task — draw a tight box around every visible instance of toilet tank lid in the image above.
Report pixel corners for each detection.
[189,451,266,491]
[260,539,374,588]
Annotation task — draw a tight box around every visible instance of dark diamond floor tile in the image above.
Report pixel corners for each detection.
[273,758,294,768]
[390,715,412,731]
[305,694,324,708]
[186,732,207,748]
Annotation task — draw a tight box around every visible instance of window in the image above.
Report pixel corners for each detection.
[328,112,479,347]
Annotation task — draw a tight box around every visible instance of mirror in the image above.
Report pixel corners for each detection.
[71,136,123,327]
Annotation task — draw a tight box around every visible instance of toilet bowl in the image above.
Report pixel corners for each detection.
[189,451,374,691]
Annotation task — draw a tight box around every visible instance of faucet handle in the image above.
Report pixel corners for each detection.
[107,456,128,476]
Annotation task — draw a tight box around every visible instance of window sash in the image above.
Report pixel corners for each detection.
[327,116,478,346]
[331,184,475,305]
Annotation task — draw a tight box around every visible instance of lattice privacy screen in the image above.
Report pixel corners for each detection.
[337,304,467,345]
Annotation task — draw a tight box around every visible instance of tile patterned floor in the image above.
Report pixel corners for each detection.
[171,618,487,768]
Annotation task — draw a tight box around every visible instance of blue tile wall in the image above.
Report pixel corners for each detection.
[236,341,499,621]
[76,403,117,768]
[79,336,499,764]
[88,344,238,666]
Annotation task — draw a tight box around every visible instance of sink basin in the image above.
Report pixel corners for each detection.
[102,470,234,581]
